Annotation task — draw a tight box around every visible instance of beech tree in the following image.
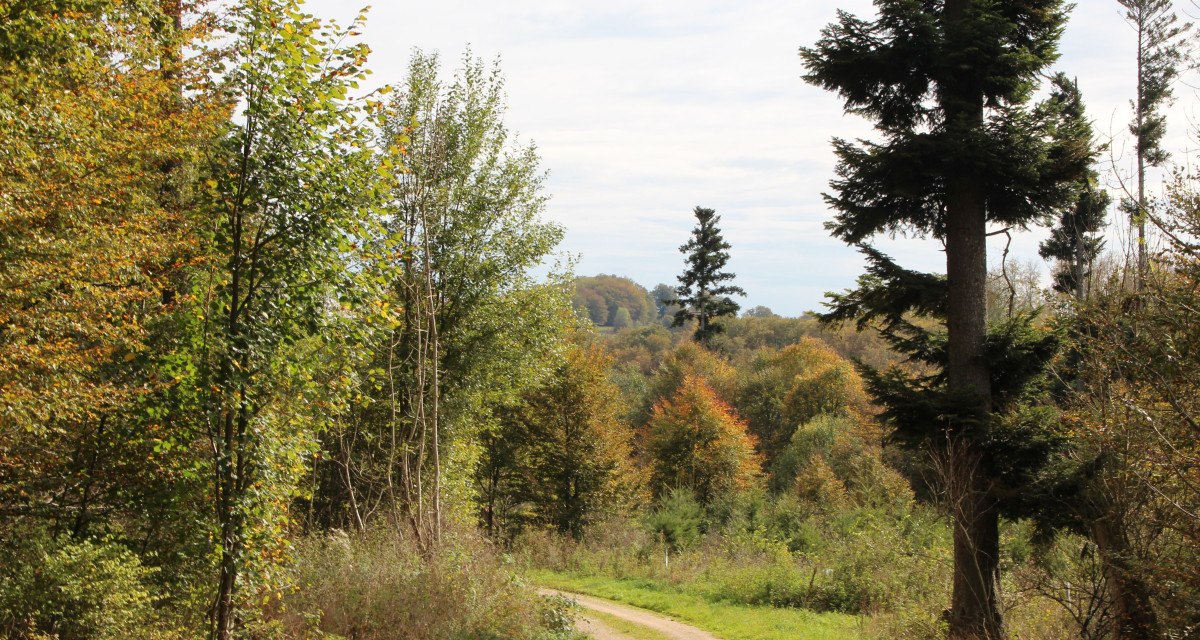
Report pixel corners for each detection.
[643,375,760,505]
[803,2,1087,637]
[673,206,745,346]
[194,3,383,636]
[478,342,641,539]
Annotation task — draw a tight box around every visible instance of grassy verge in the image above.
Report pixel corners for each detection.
[531,569,866,640]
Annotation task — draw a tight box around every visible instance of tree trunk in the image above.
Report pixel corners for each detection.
[1135,18,1147,292]
[942,1,1001,636]
[1089,497,1160,638]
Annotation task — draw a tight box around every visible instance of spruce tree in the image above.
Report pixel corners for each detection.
[803,2,1086,637]
[673,206,745,346]
[1039,75,1111,301]
[1119,0,1191,288]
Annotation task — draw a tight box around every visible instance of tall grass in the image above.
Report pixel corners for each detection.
[271,527,577,640]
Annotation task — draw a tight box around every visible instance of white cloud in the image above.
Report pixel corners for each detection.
[303,0,1200,316]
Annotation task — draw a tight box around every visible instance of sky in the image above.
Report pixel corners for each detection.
[305,0,1199,317]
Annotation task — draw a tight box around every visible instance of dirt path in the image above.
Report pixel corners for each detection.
[538,588,720,640]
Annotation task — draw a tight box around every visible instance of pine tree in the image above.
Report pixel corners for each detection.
[1119,0,1191,289]
[1039,75,1111,301]
[803,2,1086,637]
[673,206,745,346]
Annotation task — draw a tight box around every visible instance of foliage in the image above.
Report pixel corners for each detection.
[0,0,218,434]
[733,338,869,466]
[309,49,571,539]
[642,375,761,504]
[0,533,161,640]
[672,207,746,346]
[186,2,389,635]
[1117,0,1192,284]
[1051,171,1200,635]
[479,340,644,540]
[0,0,219,634]
[1037,75,1110,301]
[802,0,1087,634]
[644,488,706,550]
[573,275,657,328]
[650,283,683,325]
[639,342,737,419]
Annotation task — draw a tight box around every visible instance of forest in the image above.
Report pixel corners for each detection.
[1,1,1199,639]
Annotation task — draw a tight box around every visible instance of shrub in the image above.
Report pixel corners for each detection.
[0,533,160,640]
[644,488,705,550]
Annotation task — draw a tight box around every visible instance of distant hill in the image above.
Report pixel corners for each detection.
[572,275,658,328]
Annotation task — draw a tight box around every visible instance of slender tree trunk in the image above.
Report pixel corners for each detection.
[1135,21,1148,291]
[943,1,1001,636]
[71,416,107,538]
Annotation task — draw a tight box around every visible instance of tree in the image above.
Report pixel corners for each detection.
[193,3,383,636]
[742,305,778,318]
[1036,75,1110,302]
[1117,0,1191,288]
[0,0,228,611]
[803,2,1086,637]
[672,207,745,346]
[478,341,642,539]
[643,375,760,505]
[651,283,681,323]
[734,338,868,467]
[573,275,657,327]
[1049,169,1200,638]
[310,51,570,541]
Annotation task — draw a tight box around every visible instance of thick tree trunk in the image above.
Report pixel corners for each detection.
[944,178,1003,638]
[942,1,1001,637]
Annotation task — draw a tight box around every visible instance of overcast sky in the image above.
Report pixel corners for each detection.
[305,0,1200,316]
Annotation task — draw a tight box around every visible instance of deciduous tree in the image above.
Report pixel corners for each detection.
[193,3,383,635]
[643,375,760,505]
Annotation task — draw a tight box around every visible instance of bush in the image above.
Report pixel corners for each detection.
[644,488,704,550]
[0,533,160,640]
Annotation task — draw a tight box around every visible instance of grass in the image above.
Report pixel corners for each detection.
[531,569,867,640]
[580,608,675,640]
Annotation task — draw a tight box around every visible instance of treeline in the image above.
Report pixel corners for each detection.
[1,2,581,639]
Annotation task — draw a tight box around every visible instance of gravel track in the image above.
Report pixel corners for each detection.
[538,588,720,640]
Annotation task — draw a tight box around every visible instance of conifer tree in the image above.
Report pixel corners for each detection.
[673,206,745,346]
[803,2,1087,637]
[1040,75,1111,301]
[1118,0,1191,288]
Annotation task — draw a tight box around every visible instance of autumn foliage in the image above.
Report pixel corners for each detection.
[643,374,761,503]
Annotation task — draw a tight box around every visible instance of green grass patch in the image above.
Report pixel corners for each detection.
[581,608,674,640]
[532,569,866,640]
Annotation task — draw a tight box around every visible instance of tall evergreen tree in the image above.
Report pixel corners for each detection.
[673,206,745,346]
[803,2,1086,637]
[1118,0,1191,288]
[1039,75,1111,301]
